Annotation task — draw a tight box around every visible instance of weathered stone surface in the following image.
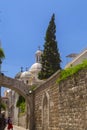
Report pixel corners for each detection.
[34,69,87,130]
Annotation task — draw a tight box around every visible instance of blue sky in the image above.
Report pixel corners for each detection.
[0,0,87,95]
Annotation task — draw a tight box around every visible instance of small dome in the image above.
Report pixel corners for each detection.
[29,63,42,73]
[15,72,23,79]
[20,71,27,78]
[20,71,32,78]
[25,71,32,77]
[35,50,43,55]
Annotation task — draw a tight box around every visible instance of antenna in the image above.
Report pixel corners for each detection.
[38,46,40,50]
[21,67,23,72]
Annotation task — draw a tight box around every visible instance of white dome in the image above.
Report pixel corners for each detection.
[35,50,42,55]
[20,71,32,78]
[29,63,42,73]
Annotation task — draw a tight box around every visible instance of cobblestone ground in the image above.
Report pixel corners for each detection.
[5,125,27,130]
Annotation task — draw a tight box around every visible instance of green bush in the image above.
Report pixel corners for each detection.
[19,102,25,113]
[16,95,25,107]
[16,95,26,113]
[1,103,6,110]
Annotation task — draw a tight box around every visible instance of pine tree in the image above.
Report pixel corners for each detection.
[38,14,61,79]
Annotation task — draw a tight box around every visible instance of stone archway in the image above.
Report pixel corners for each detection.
[0,74,34,130]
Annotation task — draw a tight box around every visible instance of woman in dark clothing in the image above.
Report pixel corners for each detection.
[7,117,13,130]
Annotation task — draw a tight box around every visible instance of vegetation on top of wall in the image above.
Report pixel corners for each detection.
[57,60,87,83]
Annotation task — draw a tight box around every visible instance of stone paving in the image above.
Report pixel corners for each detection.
[5,125,27,130]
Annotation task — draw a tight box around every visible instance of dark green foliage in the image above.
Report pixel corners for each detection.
[0,48,5,59]
[0,103,6,110]
[16,95,25,107]
[16,95,25,113]
[38,14,61,79]
[19,102,25,113]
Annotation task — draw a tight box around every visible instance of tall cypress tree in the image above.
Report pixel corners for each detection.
[38,14,61,79]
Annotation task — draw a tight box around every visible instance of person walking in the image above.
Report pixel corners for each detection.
[7,117,13,130]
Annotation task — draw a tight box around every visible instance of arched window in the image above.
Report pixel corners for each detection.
[42,92,49,130]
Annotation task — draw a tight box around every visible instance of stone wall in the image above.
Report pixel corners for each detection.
[58,69,87,130]
[34,71,60,130]
[34,69,87,130]
[18,114,26,128]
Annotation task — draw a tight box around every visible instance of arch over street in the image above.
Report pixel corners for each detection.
[0,74,34,130]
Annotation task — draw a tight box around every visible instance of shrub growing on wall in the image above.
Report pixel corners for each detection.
[57,60,87,83]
